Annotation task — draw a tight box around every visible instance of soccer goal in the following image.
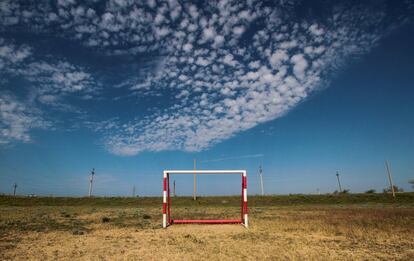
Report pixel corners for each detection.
[162,170,248,228]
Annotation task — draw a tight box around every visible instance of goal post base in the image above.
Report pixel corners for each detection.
[163,170,248,228]
[172,219,243,224]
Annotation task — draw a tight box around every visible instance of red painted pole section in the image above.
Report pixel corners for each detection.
[241,174,244,221]
[167,174,171,224]
[173,219,242,224]
[163,177,167,214]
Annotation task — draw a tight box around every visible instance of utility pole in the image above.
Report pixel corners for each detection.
[259,165,264,196]
[193,159,197,201]
[316,188,320,195]
[336,171,342,193]
[132,185,136,197]
[88,168,95,197]
[173,180,176,197]
[13,182,17,196]
[385,160,396,198]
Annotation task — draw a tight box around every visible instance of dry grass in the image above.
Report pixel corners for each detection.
[1,197,414,260]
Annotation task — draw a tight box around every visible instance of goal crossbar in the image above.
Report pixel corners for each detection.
[162,170,248,228]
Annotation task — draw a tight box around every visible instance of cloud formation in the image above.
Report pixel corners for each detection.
[0,93,49,144]
[0,0,412,154]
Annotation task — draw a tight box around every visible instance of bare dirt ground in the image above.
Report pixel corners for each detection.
[1,195,414,260]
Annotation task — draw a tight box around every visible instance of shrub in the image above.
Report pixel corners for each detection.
[383,185,404,193]
[101,216,110,223]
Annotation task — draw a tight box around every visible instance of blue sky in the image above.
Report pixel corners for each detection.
[0,0,413,196]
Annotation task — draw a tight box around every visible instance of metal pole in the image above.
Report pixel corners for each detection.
[243,171,248,228]
[132,185,136,197]
[163,171,167,228]
[173,180,176,197]
[259,165,264,196]
[88,168,95,197]
[193,159,197,200]
[336,171,342,193]
[385,160,396,198]
[13,183,17,196]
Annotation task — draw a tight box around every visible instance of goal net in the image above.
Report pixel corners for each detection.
[162,170,248,228]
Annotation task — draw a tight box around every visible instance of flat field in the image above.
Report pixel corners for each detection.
[1,194,413,260]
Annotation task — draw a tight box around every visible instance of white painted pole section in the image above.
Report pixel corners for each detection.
[163,191,167,203]
[163,214,167,228]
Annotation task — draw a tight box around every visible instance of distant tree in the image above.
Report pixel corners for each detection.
[365,189,376,194]
[409,180,414,189]
[383,185,404,193]
[333,189,349,194]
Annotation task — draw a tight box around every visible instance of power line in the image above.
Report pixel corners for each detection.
[336,171,342,193]
[385,160,396,198]
[88,168,95,197]
[259,165,264,196]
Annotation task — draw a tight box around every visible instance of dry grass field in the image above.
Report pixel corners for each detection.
[1,194,413,260]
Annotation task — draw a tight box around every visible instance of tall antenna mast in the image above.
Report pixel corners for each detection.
[13,182,17,196]
[385,160,396,198]
[132,185,136,197]
[336,171,342,193]
[88,168,95,197]
[193,159,197,200]
[259,165,264,196]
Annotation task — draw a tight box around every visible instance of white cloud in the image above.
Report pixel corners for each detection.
[269,49,289,68]
[309,24,324,36]
[182,43,193,52]
[195,56,210,66]
[0,93,49,144]
[0,39,32,70]
[232,26,245,35]
[223,54,236,66]
[0,0,411,155]
[154,13,165,25]
[202,27,216,41]
[213,35,225,48]
[290,54,308,79]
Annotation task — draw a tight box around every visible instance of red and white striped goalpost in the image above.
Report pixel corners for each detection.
[162,170,248,228]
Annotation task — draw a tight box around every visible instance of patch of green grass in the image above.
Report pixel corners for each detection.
[0,193,413,208]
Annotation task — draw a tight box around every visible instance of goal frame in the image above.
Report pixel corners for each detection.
[162,170,248,228]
